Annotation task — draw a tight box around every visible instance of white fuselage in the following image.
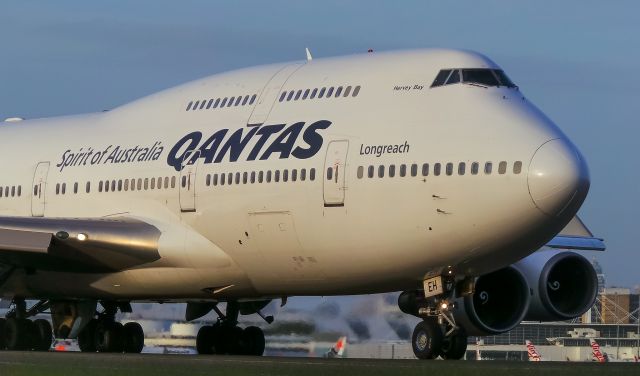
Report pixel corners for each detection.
[0,49,589,301]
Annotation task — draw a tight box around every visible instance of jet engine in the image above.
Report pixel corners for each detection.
[451,267,530,336]
[514,249,597,321]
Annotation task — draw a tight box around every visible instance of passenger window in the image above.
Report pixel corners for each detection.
[164,177,169,188]
[250,171,256,183]
[137,179,143,190]
[199,100,207,110]
[228,172,233,185]
[357,166,364,179]
[513,161,522,174]
[458,162,466,175]
[228,97,235,107]
[17,186,21,197]
[118,180,123,191]
[352,86,361,97]
[318,87,326,98]
[389,165,396,177]
[258,171,264,183]
[295,90,302,100]
[326,87,334,97]
[206,99,213,109]
[33,185,37,196]
[235,96,242,106]
[124,180,129,191]
[274,170,280,183]
[221,98,228,107]
[193,101,200,110]
[111,180,116,191]
[235,172,241,184]
[221,173,226,185]
[86,182,91,193]
[287,91,294,101]
[99,181,103,192]
[291,169,297,181]
[485,162,493,174]
[499,161,507,174]
[243,172,248,184]
[242,95,249,105]
[335,86,343,97]
[302,89,310,100]
[368,165,374,178]
[171,176,176,188]
[400,164,407,177]
[213,174,219,186]
[310,168,316,181]
[266,171,272,183]
[471,162,479,175]
[213,98,220,108]
[186,101,193,111]
[446,163,454,176]
[151,178,156,190]
[283,170,288,182]
[56,183,60,195]
[344,86,352,97]
[12,186,16,196]
[327,167,333,180]
[434,163,441,176]
[310,88,318,99]
[378,165,385,178]
[249,94,257,105]
[206,174,211,186]
[422,163,429,176]
[74,182,79,194]
[411,164,418,177]
[130,179,136,191]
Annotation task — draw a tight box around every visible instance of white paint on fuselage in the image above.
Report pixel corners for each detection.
[0,49,587,301]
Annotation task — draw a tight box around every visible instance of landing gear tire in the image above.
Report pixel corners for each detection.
[95,321,124,353]
[440,330,468,360]
[196,325,216,355]
[0,318,6,350]
[4,318,33,350]
[412,319,442,360]
[123,322,144,353]
[78,319,98,352]
[32,319,53,351]
[242,326,265,356]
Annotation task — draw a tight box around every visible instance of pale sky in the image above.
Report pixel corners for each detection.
[1,1,638,287]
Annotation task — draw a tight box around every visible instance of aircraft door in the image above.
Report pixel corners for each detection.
[323,140,349,207]
[31,161,50,217]
[179,150,201,212]
[247,63,303,126]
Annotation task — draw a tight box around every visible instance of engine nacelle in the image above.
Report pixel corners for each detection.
[452,267,530,336]
[514,249,597,321]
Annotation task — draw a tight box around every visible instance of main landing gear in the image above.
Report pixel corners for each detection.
[0,299,52,351]
[77,302,145,353]
[196,301,265,356]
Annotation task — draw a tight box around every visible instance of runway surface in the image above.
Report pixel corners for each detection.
[0,351,637,376]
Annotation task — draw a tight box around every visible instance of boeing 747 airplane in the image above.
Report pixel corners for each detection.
[0,48,604,359]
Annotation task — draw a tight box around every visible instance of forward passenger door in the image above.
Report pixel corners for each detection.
[323,140,349,207]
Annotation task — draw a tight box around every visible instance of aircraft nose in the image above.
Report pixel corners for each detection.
[528,139,590,217]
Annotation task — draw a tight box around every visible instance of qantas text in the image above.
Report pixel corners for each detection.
[167,120,332,171]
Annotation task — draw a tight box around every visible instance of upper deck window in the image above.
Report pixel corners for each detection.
[431,69,517,88]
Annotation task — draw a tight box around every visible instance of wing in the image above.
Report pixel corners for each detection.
[546,215,606,251]
[0,216,161,273]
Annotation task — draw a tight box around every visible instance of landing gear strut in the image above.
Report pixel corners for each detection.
[0,298,52,351]
[196,301,265,356]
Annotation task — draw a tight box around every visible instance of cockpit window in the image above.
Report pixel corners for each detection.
[431,69,517,88]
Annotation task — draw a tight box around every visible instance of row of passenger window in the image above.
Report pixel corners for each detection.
[279,85,361,103]
[186,94,257,112]
[356,161,522,179]
[55,176,179,195]
[206,168,316,186]
[0,185,22,198]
